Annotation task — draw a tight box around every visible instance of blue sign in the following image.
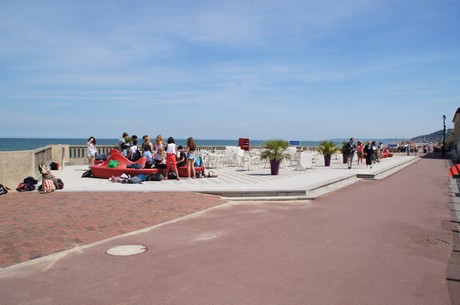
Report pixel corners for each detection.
[289,140,301,146]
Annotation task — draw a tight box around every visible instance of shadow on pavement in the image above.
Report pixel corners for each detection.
[420,152,448,160]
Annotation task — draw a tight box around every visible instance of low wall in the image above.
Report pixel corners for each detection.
[0,144,319,190]
[0,145,67,189]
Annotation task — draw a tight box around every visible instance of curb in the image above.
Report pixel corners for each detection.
[207,157,420,201]
[447,167,460,305]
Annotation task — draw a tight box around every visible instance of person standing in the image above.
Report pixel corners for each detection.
[371,141,378,164]
[141,136,154,161]
[118,132,129,156]
[378,142,384,162]
[363,141,373,169]
[128,139,141,161]
[186,137,197,178]
[86,136,97,167]
[405,142,410,156]
[356,140,364,165]
[165,137,180,180]
[346,137,356,169]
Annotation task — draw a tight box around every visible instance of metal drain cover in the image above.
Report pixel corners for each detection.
[106,245,148,256]
[410,236,450,248]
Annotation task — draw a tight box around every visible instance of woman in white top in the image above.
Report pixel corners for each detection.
[128,139,141,161]
[86,136,97,167]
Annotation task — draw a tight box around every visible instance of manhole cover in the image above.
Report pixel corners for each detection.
[410,237,450,248]
[106,245,148,256]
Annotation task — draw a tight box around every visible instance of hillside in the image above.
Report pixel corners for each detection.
[411,129,453,143]
[331,129,453,145]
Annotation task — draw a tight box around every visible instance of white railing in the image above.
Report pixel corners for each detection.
[65,145,319,165]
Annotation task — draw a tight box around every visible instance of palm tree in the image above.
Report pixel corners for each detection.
[318,140,339,167]
[260,140,291,175]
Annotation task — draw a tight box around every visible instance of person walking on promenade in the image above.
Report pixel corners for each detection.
[86,136,97,167]
[165,137,180,180]
[346,137,356,169]
[356,140,364,165]
[405,142,411,156]
[363,141,373,168]
[371,141,379,164]
[186,137,197,178]
[377,141,384,162]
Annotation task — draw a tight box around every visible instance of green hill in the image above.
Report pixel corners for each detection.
[411,129,453,143]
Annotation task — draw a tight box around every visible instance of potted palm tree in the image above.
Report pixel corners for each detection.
[260,139,291,175]
[318,140,339,167]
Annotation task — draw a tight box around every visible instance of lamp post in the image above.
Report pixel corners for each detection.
[442,114,446,158]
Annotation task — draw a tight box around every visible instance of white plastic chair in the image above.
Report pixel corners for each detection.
[295,152,313,170]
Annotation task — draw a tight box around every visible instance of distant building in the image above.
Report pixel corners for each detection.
[452,108,460,160]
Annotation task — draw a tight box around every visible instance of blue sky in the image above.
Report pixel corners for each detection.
[1,0,459,140]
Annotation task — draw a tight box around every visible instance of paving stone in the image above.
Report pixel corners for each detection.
[0,192,225,268]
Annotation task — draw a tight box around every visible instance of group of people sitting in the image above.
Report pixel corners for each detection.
[118,133,197,180]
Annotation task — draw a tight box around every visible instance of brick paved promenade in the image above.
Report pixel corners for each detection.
[0,153,458,305]
[0,192,225,268]
[0,154,416,268]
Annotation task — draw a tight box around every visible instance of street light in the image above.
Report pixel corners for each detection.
[442,114,446,158]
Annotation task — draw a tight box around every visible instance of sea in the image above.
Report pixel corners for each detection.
[0,138,322,152]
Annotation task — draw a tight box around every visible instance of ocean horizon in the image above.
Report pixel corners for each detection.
[0,138,323,152]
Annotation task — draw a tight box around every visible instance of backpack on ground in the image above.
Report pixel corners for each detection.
[40,179,56,193]
[55,178,64,190]
[16,183,36,192]
[24,176,38,185]
[168,171,177,180]
[16,176,38,192]
[153,173,164,181]
[111,173,130,183]
[81,170,92,178]
[0,184,10,195]
[127,176,142,184]
[50,162,60,170]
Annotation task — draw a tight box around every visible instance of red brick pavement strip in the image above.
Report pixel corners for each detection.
[0,191,226,268]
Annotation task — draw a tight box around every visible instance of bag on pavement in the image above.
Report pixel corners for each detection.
[127,176,142,184]
[0,184,10,195]
[40,179,56,193]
